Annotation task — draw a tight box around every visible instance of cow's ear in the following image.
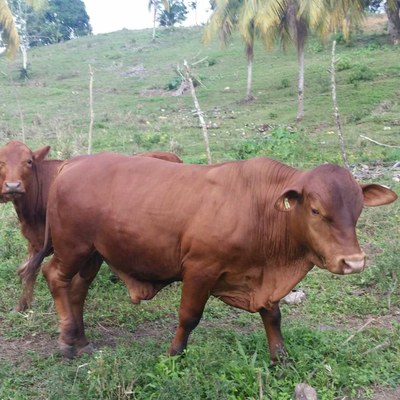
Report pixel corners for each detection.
[33,146,51,162]
[274,189,301,212]
[361,184,398,207]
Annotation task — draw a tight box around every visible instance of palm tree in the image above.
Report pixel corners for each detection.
[148,0,170,42]
[256,0,365,122]
[385,0,400,44]
[0,0,47,62]
[0,0,19,58]
[205,0,273,101]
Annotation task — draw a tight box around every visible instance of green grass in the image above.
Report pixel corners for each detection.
[0,15,399,399]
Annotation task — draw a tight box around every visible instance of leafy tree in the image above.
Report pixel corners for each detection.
[27,0,91,46]
[148,0,170,42]
[256,0,365,122]
[188,0,198,25]
[159,0,188,26]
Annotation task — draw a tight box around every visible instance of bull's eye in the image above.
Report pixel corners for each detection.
[27,159,33,166]
[311,208,320,216]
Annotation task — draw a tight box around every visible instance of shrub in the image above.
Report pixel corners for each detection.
[165,76,183,91]
[348,64,375,84]
[336,57,352,71]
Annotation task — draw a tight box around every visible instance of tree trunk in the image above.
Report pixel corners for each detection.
[245,42,255,101]
[152,6,157,42]
[20,44,28,76]
[183,60,212,164]
[330,40,349,168]
[296,44,305,122]
[385,1,400,44]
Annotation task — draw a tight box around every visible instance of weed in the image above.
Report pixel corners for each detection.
[279,78,290,89]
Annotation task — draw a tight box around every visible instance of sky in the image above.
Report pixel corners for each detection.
[83,0,212,35]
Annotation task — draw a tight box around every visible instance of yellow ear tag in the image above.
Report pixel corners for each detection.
[284,198,291,210]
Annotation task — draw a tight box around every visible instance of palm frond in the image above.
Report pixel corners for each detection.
[0,0,19,58]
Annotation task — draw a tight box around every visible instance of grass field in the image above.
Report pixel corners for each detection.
[0,14,399,399]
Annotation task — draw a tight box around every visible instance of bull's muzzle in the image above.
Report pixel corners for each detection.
[2,181,24,197]
[4,181,22,192]
[342,255,366,274]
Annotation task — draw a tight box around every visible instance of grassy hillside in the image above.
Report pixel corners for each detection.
[0,15,399,399]
[0,16,399,164]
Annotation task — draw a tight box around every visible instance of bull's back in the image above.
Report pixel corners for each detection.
[49,154,213,276]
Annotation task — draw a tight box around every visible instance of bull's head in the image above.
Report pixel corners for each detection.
[274,164,397,275]
[0,141,51,202]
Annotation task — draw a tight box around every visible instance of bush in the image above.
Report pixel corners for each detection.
[165,76,183,91]
[336,57,352,71]
[348,64,375,84]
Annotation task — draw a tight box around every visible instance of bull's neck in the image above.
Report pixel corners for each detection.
[13,166,44,226]
[249,159,307,265]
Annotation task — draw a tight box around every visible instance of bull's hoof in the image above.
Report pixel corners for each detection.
[59,342,76,359]
[12,303,29,313]
[77,342,94,356]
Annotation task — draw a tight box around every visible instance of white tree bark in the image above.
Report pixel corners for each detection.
[296,47,304,122]
[88,65,94,155]
[330,40,349,168]
[183,60,212,164]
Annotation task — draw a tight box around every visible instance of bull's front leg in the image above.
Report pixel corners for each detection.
[169,264,220,356]
[259,303,286,364]
[14,244,37,312]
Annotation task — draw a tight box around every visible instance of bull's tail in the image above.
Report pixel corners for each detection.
[17,213,53,287]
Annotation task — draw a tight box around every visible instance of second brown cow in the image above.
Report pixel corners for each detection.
[21,153,397,361]
[0,141,182,311]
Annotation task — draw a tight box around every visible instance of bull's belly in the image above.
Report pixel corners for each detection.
[98,249,181,283]
[211,265,303,313]
[99,246,182,304]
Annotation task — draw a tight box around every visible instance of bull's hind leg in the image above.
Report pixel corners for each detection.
[259,303,285,364]
[42,256,82,358]
[70,253,103,355]
[169,265,220,356]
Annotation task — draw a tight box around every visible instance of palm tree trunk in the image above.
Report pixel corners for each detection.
[245,42,255,101]
[152,5,157,42]
[296,44,305,122]
[385,1,400,45]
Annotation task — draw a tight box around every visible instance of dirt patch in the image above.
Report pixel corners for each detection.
[372,385,400,400]
[351,161,400,182]
[362,14,387,34]
[0,331,58,366]
[122,64,145,77]
[140,88,171,97]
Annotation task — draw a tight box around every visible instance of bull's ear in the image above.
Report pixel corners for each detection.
[361,184,398,207]
[33,145,51,162]
[274,190,301,212]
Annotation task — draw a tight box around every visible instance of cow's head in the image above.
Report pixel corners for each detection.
[0,141,51,202]
[274,164,397,275]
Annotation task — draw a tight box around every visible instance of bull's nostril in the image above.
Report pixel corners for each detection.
[5,181,21,190]
[343,258,365,274]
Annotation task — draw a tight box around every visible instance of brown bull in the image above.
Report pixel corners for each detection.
[20,154,397,362]
[0,141,182,311]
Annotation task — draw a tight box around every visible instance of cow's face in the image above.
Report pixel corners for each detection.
[275,164,397,275]
[0,141,50,202]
